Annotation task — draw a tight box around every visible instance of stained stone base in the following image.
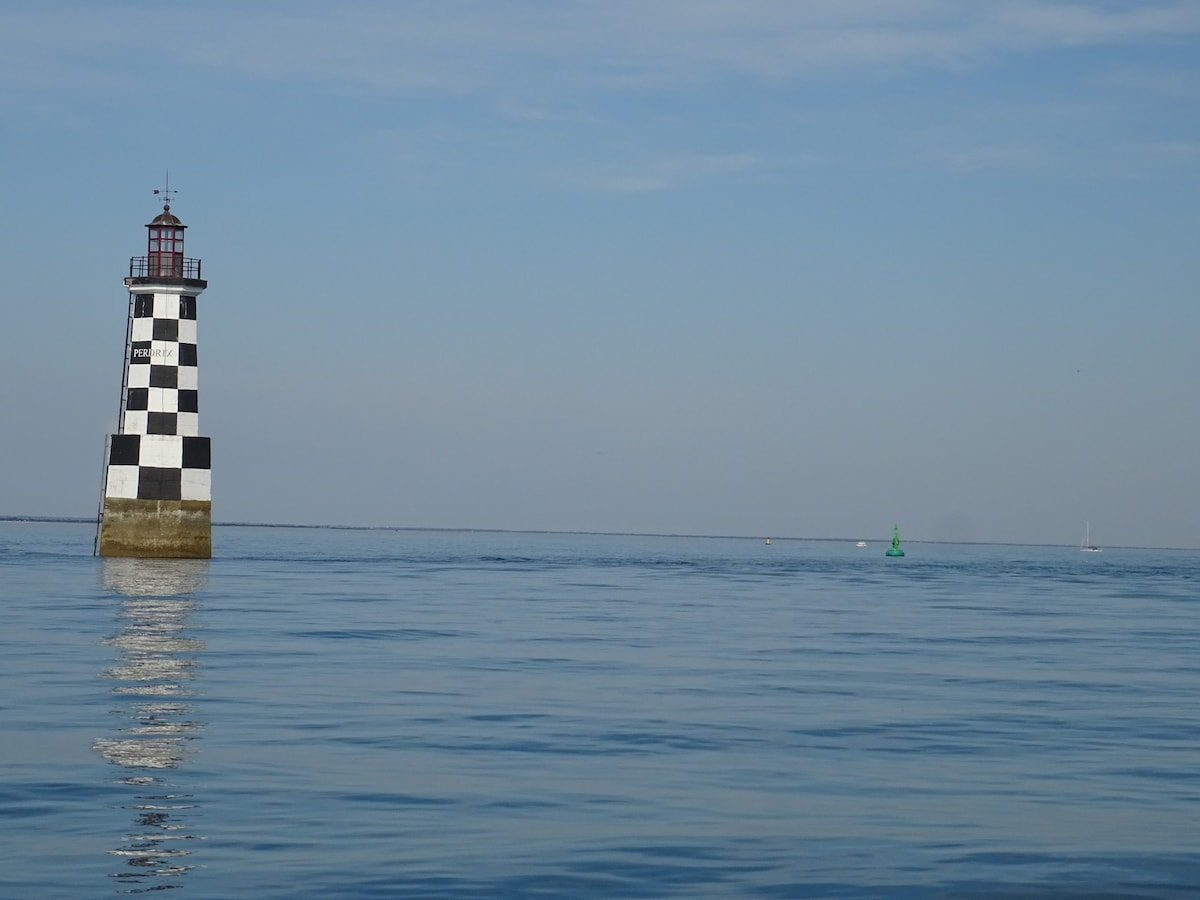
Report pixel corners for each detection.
[98,498,212,558]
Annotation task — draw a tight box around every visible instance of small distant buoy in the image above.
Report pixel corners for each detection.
[885,523,905,557]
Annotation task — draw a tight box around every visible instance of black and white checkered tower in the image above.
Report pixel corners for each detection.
[96,192,212,557]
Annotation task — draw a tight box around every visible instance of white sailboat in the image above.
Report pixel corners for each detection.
[1080,521,1102,553]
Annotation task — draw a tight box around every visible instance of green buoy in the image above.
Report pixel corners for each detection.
[885,523,905,557]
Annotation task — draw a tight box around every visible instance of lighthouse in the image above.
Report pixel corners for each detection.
[96,193,212,558]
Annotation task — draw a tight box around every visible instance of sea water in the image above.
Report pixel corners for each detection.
[1,521,1198,898]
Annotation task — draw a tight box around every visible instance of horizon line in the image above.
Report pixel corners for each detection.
[2,515,1193,552]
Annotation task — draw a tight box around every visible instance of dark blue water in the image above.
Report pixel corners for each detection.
[2,521,1198,898]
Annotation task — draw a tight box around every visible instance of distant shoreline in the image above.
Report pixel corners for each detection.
[1,515,1194,551]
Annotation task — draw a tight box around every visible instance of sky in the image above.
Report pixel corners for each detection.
[2,1,1199,547]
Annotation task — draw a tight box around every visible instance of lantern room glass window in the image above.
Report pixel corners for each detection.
[149,228,184,254]
[148,225,185,277]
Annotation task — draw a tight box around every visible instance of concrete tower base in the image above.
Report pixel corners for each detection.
[98,498,212,558]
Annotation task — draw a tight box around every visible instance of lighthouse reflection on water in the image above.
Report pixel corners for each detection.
[95,558,208,891]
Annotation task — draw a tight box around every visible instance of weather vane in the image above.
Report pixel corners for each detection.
[153,172,177,211]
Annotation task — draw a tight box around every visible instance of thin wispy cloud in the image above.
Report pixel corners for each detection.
[1,0,1193,191]
[939,143,1047,173]
[995,1,1200,46]
[577,152,761,194]
[496,94,555,122]
[1128,139,1200,166]
[4,2,1199,98]
[1105,64,1200,98]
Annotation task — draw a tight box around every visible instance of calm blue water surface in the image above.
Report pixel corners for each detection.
[2,521,1198,898]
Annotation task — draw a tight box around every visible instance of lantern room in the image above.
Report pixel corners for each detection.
[148,206,186,278]
[126,200,205,286]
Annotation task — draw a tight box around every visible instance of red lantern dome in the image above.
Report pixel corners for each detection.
[147,204,186,278]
